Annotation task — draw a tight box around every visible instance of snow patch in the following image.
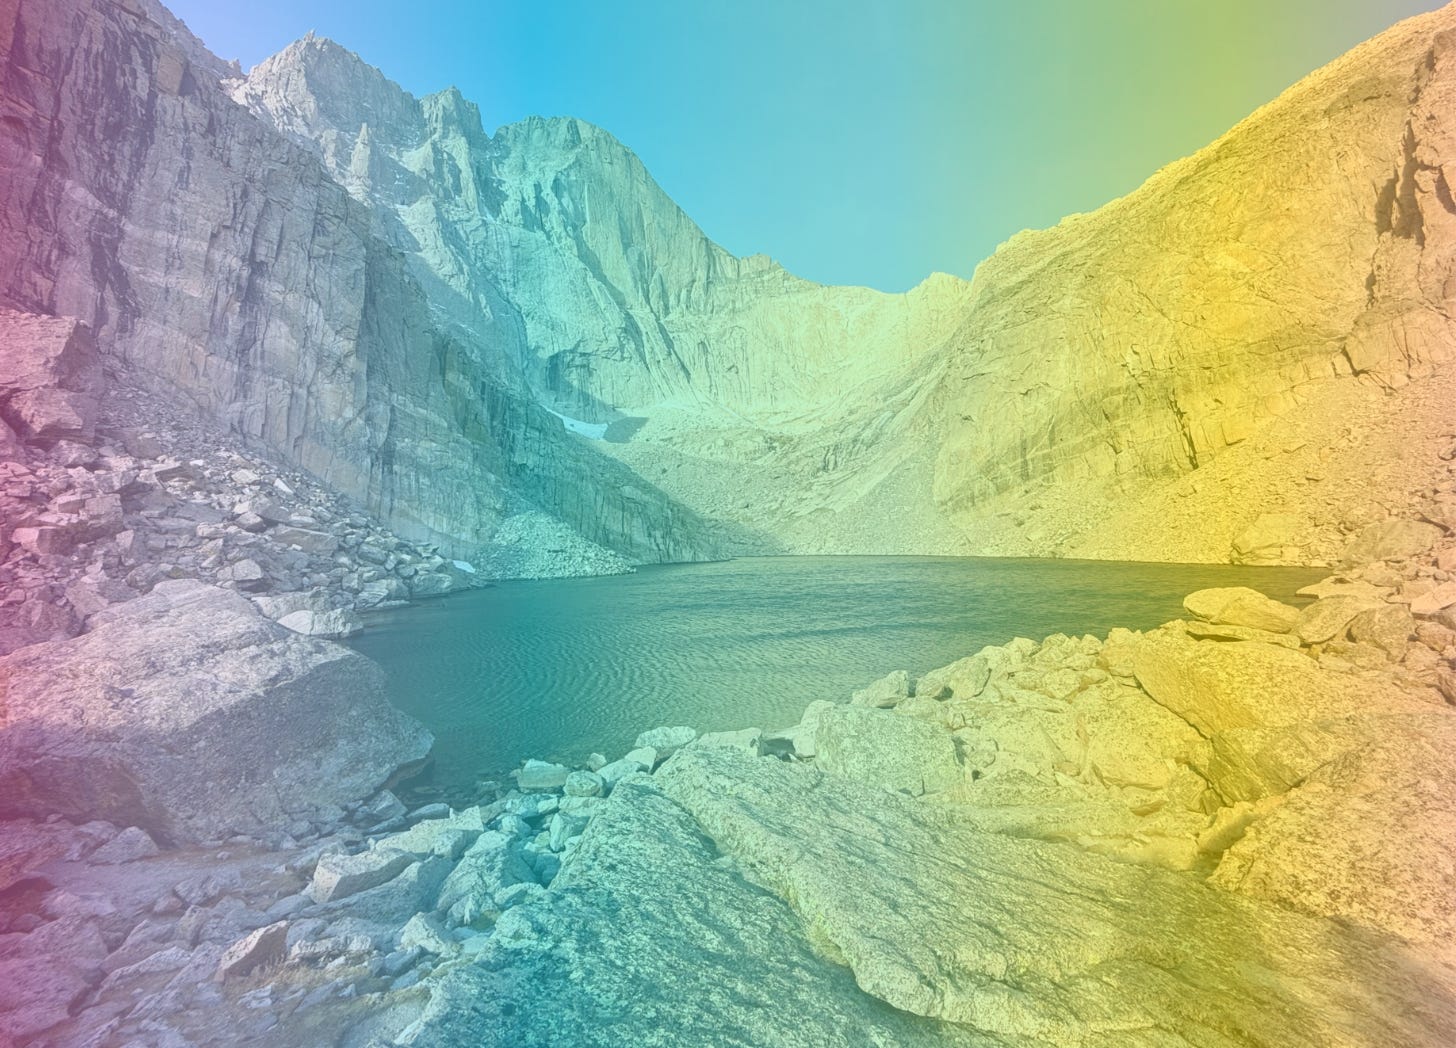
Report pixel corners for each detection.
[544,407,609,440]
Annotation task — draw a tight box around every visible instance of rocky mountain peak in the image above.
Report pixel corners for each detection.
[237,33,420,147]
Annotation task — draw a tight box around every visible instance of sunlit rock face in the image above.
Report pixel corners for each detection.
[231,11,1456,563]
[923,10,1456,529]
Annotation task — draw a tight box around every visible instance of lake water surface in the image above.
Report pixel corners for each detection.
[350,556,1327,791]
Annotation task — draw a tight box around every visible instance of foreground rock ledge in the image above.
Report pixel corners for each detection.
[406,748,1456,1047]
[0,579,432,843]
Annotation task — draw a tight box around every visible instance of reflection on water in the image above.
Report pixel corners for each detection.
[348,556,1326,790]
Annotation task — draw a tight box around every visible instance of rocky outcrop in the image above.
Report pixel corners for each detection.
[924,8,1456,537]
[0,579,432,842]
[0,308,101,449]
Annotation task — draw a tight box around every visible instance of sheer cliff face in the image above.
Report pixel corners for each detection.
[925,9,1456,522]
[0,0,723,564]
[229,37,974,422]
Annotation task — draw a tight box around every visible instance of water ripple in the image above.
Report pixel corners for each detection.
[349,556,1326,788]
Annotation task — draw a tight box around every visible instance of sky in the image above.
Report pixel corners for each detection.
[167,0,1445,293]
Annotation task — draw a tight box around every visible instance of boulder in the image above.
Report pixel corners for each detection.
[1210,714,1456,956]
[399,913,459,958]
[0,914,108,1043]
[88,826,159,865]
[1347,605,1417,658]
[1128,627,1405,736]
[633,726,697,759]
[410,572,458,597]
[597,756,649,791]
[762,701,836,759]
[1293,596,1382,644]
[562,771,605,798]
[270,525,340,554]
[309,848,415,904]
[643,747,1456,1046]
[317,857,451,924]
[1231,512,1301,564]
[1340,519,1444,568]
[1410,581,1456,617]
[813,705,962,796]
[276,608,363,639]
[516,760,570,790]
[689,728,763,756]
[215,921,289,981]
[436,831,535,921]
[1184,620,1300,648]
[0,310,101,448]
[849,669,911,708]
[915,658,983,700]
[376,807,487,858]
[1182,587,1299,634]
[0,580,432,842]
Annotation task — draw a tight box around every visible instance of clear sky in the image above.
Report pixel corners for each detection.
[167,0,1445,292]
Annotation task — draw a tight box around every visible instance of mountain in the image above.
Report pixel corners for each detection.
[0,0,741,568]
[4,0,1456,570]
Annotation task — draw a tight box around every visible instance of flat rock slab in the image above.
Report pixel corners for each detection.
[406,775,987,1048]
[1211,712,1456,956]
[1129,627,1416,735]
[652,747,1456,1047]
[0,580,431,843]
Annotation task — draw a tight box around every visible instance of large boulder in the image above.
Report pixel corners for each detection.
[1210,713,1456,957]
[813,704,962,797]
[0,310,102,447]
[1293,595,1383,644]
[0,580,431,842]
[405,775,990,1048]
[1182,587,1299,633]
[1340,519,1444,568]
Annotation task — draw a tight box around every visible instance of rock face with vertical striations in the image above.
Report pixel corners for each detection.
[0,0,729,569]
